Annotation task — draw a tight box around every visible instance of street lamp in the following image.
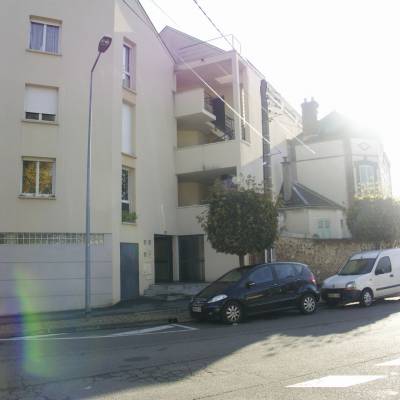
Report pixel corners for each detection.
[85,36,112,315]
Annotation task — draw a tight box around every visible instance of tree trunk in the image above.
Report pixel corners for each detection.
[239,254,245,267]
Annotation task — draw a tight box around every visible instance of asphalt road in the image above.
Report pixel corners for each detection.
[1,299,400,399]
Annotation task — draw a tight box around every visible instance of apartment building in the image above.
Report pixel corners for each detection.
[0,0,300,315]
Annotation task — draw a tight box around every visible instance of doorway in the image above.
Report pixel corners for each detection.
[154,235,173,283]
[179,235,205,282]
[120,243,139,301]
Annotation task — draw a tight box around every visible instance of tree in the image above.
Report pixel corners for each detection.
[198,176,278,267]
[347,197,400,245]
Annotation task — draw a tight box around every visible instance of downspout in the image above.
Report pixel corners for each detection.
[260,80,273,262]
[260,80,272,197]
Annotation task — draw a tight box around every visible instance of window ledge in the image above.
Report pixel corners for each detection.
[121,152,137,159]
[22,119,59,126]
[122,85,137,95]
[18,194,56,200]
[122,221,137,226]
[26,48,62,57]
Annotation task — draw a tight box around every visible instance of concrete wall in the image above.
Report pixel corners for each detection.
[0,235,112,315]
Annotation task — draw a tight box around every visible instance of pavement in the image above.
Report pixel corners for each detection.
[1,297,400,399]
[0,297,190,338]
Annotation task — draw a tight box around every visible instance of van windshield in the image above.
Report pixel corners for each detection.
[338,258,376,276]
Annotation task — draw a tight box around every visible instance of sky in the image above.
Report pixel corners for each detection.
[141,0,400,196]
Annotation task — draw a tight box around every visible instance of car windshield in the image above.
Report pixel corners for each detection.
[338,258,376,276]
[217,269,248,283]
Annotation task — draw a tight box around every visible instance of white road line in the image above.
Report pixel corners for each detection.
[0,324,198,341]
[377,358,400,366]
[287,375,386,388]
[111,325,175,336]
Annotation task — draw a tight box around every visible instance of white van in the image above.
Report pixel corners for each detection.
[321,248,400,307]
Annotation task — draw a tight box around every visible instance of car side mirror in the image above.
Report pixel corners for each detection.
[246,281,256,288]
[375,268,384,275]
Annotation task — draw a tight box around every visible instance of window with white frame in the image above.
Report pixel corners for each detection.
[24,85,58,122]
[122,42,134,88]
[22,158,55,196]
[317,218,331,239]
[121,167,135,221]
[121,102,134,155]
[29,18,60,54]
[359,164,376,185]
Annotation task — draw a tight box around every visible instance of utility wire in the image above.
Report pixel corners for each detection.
[125,0,273,145]
[190,0,315,155]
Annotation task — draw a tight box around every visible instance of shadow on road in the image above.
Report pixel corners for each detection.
[2,297,400,399]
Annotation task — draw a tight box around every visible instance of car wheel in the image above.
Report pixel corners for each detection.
[222,301,243,324]
[360,289,373,307]
[300,294,317,315]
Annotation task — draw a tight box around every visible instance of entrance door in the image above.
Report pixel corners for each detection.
[154,235,173,283]
[179,235,205,282]
[120,243,139,301]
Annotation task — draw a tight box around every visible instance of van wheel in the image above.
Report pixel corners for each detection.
[222,301,243,324]
[360,289,373,307]
[300,294,317,315]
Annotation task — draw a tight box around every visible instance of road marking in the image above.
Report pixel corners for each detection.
[0,324,197,341]
[377,358,400,366]
[287,375,386,388]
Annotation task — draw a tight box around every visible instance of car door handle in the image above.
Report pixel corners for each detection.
[390,274,394,278]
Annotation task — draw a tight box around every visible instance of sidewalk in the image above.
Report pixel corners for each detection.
[0,297,191,338]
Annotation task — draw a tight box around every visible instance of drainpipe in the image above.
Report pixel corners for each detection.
[260,80,271,197]
[260,79,273,263]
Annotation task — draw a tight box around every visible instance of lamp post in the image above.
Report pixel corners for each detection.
[85,36,112,315]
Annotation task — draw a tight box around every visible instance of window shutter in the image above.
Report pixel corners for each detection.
[122,103,133,154]
[24,86,58,115]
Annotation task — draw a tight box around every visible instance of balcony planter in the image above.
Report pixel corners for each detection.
[122,211,137,223]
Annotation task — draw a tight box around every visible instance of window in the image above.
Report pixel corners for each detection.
[121,167,135,222]
[24,85,58,122]
[317,218,331,239]
[359,164,375,185]
[122,103,134,155]
[249,266,274,284]
[21,159,55,196]
[29,19,60,54]
[122,42,134,88]
[376,256,392,274]
[275,264,296,280]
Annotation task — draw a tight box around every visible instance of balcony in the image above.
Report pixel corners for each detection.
[175,140,238,175]
[178,168,236,207]
[175,88,216,130]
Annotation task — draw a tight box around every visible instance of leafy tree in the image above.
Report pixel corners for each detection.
[347,197,400,245]
[198,176,278,267]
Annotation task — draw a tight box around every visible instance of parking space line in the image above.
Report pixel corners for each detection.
[0,324,198,341]
[287,375,386,388]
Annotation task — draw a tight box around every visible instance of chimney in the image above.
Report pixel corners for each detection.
[301,97,319,136]
[281,156,292,202]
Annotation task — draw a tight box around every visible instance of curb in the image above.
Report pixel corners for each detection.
[0,308,192,339]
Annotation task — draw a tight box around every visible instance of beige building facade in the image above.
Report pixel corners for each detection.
[0,0,300,315]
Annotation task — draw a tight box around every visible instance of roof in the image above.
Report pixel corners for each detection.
[280,183,344,210]
[297,111,379,143]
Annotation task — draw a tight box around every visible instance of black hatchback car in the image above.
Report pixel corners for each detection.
[190,262,320,323]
